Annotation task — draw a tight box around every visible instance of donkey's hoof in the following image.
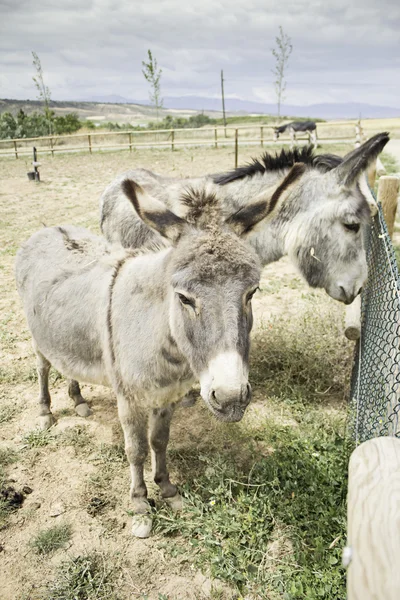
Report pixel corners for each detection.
[75,403,92,418]
[165,492,183,512]
[38,414,55,430]
[131,514,152,538]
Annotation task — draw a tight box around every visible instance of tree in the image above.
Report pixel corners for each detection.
[32,51,52,134]
[142,50,163,119]
[271,26,292,119]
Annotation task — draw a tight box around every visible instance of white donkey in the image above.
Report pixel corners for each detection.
[16,183,269,537]
[101,133,389,305]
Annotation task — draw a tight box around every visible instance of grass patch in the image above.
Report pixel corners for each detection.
[0,447,18,469]
[155,417,351,599]
[30,522,72,555]
[59,425,94,454]
[0,364,38,385]
[23,428,55,448]
[46,552,121,600]
[251,305,351,410]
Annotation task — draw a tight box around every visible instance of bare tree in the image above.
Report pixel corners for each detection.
[32,51,52,134]
[271,26,292,119]
[142,50,163,119]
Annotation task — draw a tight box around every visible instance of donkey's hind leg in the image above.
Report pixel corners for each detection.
[149,404,182,511]
[34,347,55,430]
[68,380,92,417]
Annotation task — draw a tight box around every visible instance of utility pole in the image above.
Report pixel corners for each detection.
[221,70,227,137]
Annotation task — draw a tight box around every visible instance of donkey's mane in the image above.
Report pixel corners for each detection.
[213,146,343,185]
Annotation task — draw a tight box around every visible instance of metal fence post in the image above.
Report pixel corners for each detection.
[215,128,218,149]
[88,135,92,154]
[171,130,175,151]
[260,126,264,148]
[13,140,18,159]
[129,132,132,153]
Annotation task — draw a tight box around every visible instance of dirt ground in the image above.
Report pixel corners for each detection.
[0,146,368,599]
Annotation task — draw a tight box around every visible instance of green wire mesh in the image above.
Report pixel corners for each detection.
[350,201,400,444]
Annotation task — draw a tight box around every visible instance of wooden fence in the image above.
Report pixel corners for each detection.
[0,122,361,167]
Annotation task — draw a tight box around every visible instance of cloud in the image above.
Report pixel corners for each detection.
[0,0,399,107]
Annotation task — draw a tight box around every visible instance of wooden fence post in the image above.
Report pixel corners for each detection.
[355,122,363,148]
[377,176,400,238]
[346,437,400,600]
[234,129,238,168]
[214,128,218,149]
[88,135,92,154]
[260,126,264,148]
[129,132,132,153]
[13,140,18,159]
[171,130,175,151]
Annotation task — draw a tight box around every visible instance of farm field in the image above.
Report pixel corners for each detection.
[0,145,398,599]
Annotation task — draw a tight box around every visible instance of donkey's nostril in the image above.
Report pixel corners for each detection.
[210,390,222,409]
[242,383,252,406]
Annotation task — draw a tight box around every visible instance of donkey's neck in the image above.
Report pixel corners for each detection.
[219,169,295,265]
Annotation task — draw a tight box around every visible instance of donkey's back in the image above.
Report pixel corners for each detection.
[16,226,112,387]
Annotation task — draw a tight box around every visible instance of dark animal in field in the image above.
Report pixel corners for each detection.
[273,120,317,146]
[15,183,269,537]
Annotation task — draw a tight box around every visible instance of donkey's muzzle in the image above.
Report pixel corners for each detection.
[208,383,252,422]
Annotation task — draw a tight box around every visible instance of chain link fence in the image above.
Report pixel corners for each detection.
[350,201,400,444]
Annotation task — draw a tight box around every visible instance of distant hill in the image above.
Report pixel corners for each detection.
[162,96,400,119]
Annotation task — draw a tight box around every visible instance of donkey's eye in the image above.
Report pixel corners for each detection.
[177,293,194,308]
[246,287,260,303]
[343,223,360,233]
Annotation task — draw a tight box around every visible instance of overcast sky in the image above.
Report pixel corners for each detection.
[1,0,400,107]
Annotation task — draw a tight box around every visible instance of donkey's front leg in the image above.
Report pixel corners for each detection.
[117,395,152,537]
[149,405,182,511]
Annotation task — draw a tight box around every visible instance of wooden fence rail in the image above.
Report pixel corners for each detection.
[0,123,361,165]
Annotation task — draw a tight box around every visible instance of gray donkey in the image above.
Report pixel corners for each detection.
[101,133,389,304]
[16,182,270,537]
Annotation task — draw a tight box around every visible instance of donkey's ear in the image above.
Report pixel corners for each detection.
[225,198,271,235]
[333,132,389,187]
[225,163,306,235]
[121,179,186,243]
